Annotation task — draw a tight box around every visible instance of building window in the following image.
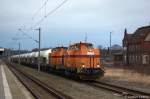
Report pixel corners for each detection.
[138,55,140,61]
[142,55,149,64]
[146,55,149,64]
[124,55,127,64]
[129,55,131,64]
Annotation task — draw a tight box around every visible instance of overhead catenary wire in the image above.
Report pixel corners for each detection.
[32,0,68,28]
[18,29,39,43]
[17,0,68,48]
[12,37,28,41]
[32,0,49,20]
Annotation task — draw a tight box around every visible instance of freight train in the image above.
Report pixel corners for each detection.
[11,42,104,80]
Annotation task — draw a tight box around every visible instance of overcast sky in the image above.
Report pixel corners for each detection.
[0,0,150,50]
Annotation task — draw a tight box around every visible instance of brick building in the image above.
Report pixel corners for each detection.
[123,26,150,66]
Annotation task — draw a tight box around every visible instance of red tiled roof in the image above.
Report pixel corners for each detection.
[125,26,150,39]
[133,26,150,37]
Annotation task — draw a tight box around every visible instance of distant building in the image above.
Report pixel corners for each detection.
[113,52,123,66]
[100,45,123,66]
[0,48,5,56]
[123,26,150,66]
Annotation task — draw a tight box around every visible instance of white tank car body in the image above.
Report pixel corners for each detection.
[40,49,52,64]
[11,49,52,66]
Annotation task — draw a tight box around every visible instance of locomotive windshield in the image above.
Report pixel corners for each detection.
[68,45,80,50]
[52,47,67,52]
[82,43,93,50]
[86,44,93,49]
[68,43,93,50]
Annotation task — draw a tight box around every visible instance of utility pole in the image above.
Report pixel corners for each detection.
[36,27,41,72]
[12,37,21,64]
[8,48,10,63]
[11,48,13,62]
[18,42,21,65]
[110,32,112,55]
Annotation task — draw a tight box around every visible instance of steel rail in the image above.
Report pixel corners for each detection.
[88,81,150,97]
[7,63,73,99]
[95,81,150,96]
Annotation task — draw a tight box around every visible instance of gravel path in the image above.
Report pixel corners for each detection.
[100,67,150,94]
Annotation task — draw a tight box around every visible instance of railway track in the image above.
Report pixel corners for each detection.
[5,61,150,99]
[7,63,73,99]
[86,81,150,98]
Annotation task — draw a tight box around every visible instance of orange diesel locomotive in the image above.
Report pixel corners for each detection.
[49,42,104,79]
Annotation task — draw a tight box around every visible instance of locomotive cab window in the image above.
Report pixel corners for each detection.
[87,44,93,50]
[69,45,80,50]
[80,43,93,50]
[75,45,80,50]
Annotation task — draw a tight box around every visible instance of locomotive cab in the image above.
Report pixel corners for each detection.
[50,47,67,70]
[66,42,104,79]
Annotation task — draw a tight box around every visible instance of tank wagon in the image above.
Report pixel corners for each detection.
[11,42,104,80]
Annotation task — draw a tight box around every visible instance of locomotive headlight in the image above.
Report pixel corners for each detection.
[97,64,100,67]
[81,63,85,68]
[82,64,85,68]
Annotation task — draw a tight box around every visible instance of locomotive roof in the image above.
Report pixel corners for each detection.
[52,47,68,50]
[52,47,67,52]
[70,42,93,47]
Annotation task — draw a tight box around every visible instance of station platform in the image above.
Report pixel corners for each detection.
[0,60,33,99]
